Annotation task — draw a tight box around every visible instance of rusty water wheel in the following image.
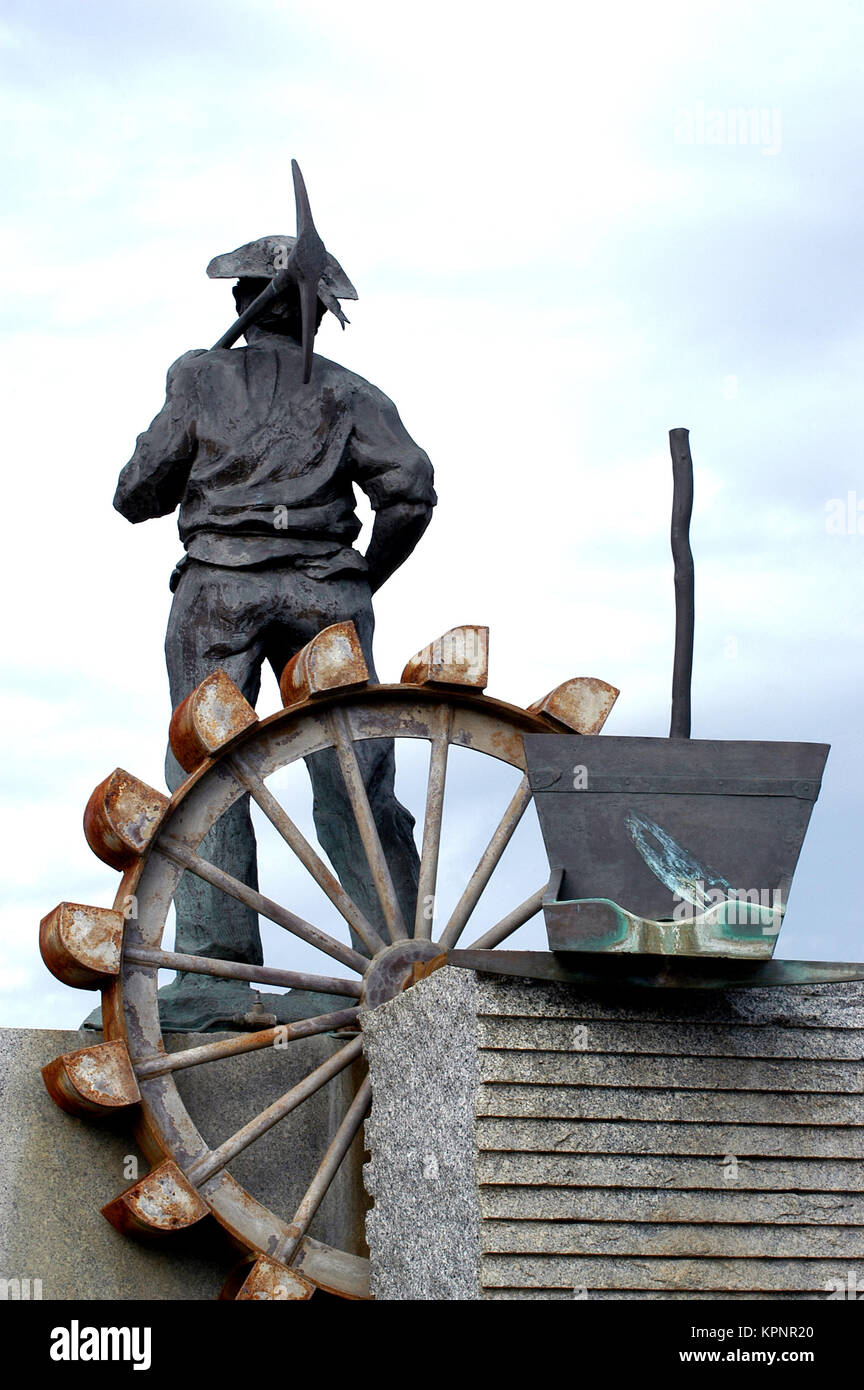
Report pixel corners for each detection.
[39,624,617,1300]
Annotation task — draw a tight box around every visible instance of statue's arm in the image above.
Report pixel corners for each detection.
[349,385,437,593]
[363,500,434,594]
[113,351,202,523]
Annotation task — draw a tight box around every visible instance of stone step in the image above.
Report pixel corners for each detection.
[479,1049,863,1092]
[478,1185,864,1224]
[481,1253,858,1293]
[481,1218,864,1257]
[477,1116,864,1157]
[479,1015,864,1060]
[477,1150,864,1190]
[477,1083,864,1125]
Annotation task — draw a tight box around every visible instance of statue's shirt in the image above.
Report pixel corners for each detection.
[113,338,436,569]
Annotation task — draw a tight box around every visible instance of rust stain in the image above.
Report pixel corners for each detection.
[102,1160,209,1237]
[529,676,619,734]
[169,669,258,773]
[84,769,169,870]
[487,727,527,764]
[410,953,448,985]
[401,625,489,690]
[361,939,444,1009]
[222,1255,314,1301]
[280,621,368,705]
[39,902,123,988]
[42,1039,140,1116]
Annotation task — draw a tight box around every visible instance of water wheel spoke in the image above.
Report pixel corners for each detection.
[133,1006,361,1078]
[186,1035,364,1187]
[124,944,361,997]
[326,707,408,942]
[228,752,387,958]
[156,834,368,975]
[414,707,452,939]
[437,774,533,950]
[464,885,545,950]
[275,1074,372,1266]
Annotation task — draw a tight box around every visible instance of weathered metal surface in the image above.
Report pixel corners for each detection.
[275,1075,372,1266]
[124,943,361,997]
[401,625,489,690]
[527,676,619,735]
[291,1236,370,1300]
[414,705,451,938]
[221,1255,315,1301]
[448,702,532,770]
[41,1039,141,1117]
[525,733,829,948]
[185,1035,364,1186]
[155,833,369,975]
[39,901,123,988]
[207,233,356,302]
[133,1006,360,1078]
[279,621,369,705]
[211,162,349,383]
[437,775,534,950]
[228,750,386,956]
[102,1159,210,1239]
[467,887,546,950]
[131,240,435,988]
[83,769,170,871]
[541,869,781,960]
[169,668,258,773]
[326,705,408,942]
[446,947,864,988]
[247,686,552,779]
[360,939,443,1010]
[669,427,695,738]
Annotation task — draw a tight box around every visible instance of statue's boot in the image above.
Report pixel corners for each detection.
[81,972,356,1032]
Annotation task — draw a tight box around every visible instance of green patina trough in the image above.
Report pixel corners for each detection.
[524,733,830,960]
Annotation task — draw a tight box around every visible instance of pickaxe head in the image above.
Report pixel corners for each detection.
[207,160,357,381]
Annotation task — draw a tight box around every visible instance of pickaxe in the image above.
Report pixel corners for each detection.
[211,160,330,383]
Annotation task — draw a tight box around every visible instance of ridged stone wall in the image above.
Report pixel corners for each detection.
[363,967,864,1300]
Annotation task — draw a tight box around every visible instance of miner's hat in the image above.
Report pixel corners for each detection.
[207,235,357,326]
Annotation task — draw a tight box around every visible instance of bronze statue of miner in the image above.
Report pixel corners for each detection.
[94,166,435,1031]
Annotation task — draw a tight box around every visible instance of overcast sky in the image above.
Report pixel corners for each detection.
[1,0,862,1028]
